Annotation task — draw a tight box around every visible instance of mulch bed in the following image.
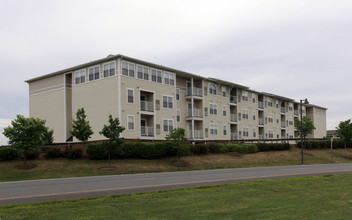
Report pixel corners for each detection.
[342,155,352,160]
[171,161,191,167]
[98,167,118,171]
[228,152,243,157]
[15,164,38,170]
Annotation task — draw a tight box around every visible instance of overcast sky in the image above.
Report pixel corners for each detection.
[1,0,351,145]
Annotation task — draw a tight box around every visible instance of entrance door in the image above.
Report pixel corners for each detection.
[141,119,146,136]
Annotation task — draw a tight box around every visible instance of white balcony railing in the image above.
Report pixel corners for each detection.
[231,133,238,140]
[259,135,265,140]
[230,114,238,122]
[140,101,154,112]
[259,118,264,125]
[230,95,237,104]
[281,121,286,128]
[141,126,154,137]
[188,130,204,139]
[187,87,203,97]
[281,107,286,113]
[187,108,203,118]
[258,101,264,109]
[294,109,299,116]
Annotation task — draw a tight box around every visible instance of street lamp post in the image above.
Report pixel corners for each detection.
[300,98,309,165]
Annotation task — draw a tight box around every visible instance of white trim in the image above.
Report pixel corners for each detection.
[162,94,173,109]
[242,126,249,137]
[209,102,218,115]
[127,115,135,130]
[223,124,227,136]
[127,88,134,104]
[102,61,116,78]
[176,109,181,123]
[162,118,174,132]
[29,87,65,97]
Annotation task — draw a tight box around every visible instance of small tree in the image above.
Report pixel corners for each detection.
[294,116,316,139]
[43,128,54,144]
[3,115,48,165]
[336,119,352,156]
[166,128,188,163]
[71,108,93,142]
[100,115,125,167]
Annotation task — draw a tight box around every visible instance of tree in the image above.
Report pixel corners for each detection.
[335,119,352,156]
[99,115,125,167]
[294,116,316,139]
[71,108,93,142]
[3,115,48,165]
[43,128,54,144]
[166,128,188,163]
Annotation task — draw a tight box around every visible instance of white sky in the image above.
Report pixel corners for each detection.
[1,0,352,145]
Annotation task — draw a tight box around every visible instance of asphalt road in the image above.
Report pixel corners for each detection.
[1,163,352,206]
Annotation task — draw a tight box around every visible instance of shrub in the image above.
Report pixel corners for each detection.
[256,143,291,151]
[87,143,108,160]
[310,141,319,149]
[209,144,223,153]
[66,148,83,160]
[44,148,64,159]
[0,147,18,161]
[236,144,258,154]
[24,149,39,160]
[226,144,240,152]
[191,144,208,155]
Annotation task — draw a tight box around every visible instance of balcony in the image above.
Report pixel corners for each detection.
[141,126,154,137]
[258,101,264,109]
[229,95,237,104]
[281,107,286,114]
[187,108,203,118]
[140,101,154,112]
[259,118,264,126]
[188,130,204,139]
[281,121,286,128]
[230,114,238,122]
[294,109,299,116]
[259,135,265,140]
[187,87,203,97]
[231,133,238,140]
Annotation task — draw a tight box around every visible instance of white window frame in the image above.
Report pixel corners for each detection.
[103,61,116,77]
[209,103,218,115]
[222,86,226,97]
[276,115,280,124]
[242,91,248,101]
[127,115,135,130]
[288,117,294,126]
[176,109,180,122]
[288,103,293,111]
[209,83,217,95]
[176,88,180,101]
[88,65,100,81]
[162,95,173,109]
[268,113,273,123]
[122,61,135,77]
[268,130,274,139]
[163,119,174,132]
[137,65,148,80]
[252,110,256,120]
[164,72,175,86]
[252,93,256,103]
[242,109,249,119]
[223,124,227,136]
[222,105,226,116]
[268,98,273,107]
[243,127,249,137]
[210,123,218,135]
[253,128,256,138]
[127,88,134,104]
[74,69,86,85]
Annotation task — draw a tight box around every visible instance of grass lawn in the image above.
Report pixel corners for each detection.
[1,174,352,219]
[1,147,352,182]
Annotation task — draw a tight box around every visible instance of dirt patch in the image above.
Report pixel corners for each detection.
[15,164,38,170]
[228,152,243,157]
[342,155,352,160]
[171,161,191,167]
[304,152,314,156]
[98,167,118,171]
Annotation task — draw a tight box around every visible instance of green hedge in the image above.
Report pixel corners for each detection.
[255,143,291,151]
[0,147,18,161]
[44,148,64,159]
[296,140,351,149]
[191,143,258,155]
[66,149,83,160]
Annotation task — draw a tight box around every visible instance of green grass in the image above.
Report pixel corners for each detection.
[1,174,352,219]
[1,148,352,182]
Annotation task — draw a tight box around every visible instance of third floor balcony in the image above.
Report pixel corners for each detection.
[187,87,203,97]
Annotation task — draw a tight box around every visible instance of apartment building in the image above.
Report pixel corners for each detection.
[26,54,327,143]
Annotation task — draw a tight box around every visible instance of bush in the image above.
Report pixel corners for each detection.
[87,143,108,160]
[191,144,208,155]
[236,144,258,154]
[209,144,223,154]
[0,147,18,161]
[24,149,39,160]
[44,148,64,159]
[66,148,83,160]
[255,143,290,151]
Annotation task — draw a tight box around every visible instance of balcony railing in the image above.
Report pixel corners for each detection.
[281,121,286,128]
[188,130,204,139]
[294,109,299,116]
[187,108,203,118]
[231,133,238,140]
[230,95,237,104]
[230,114,238,122]
[187,87,203,97]
[258,101,264,109]
[281,107,286,113]
[140,101,154,112]
[259,135,265,140]
[259,118,264,125]
[141,126,154,137]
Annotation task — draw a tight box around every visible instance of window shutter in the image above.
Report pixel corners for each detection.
[156,124,161,134]
[205,128,208,137]
[155,99,160,110]
[204,87,208,96]
[204,107,208,117]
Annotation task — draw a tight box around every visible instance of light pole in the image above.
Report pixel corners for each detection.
[300,98,309,165]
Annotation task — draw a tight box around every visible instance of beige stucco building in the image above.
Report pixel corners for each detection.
[26,54,327,143]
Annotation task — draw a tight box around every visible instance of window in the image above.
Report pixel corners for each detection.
[222,86,226,97]
[223,125,227,136]
[268,114,273,123]
[137,65,148,80]
[210,103,218,115]
[122,61,134,77]
[289,132,294,139]
[151,69,162,83]
[127,115,134,130]
[276,115,280,124]
[277,132,280,139]
[209,83,217,95]
[242,91,248,101]
[268,130,274,139]
[127,89,134,104]
[243,127,249,137]
[176,109,180,122]
[276,100,279,108]
[176,88,180,100]
[288,103,293,111]
[222,105,226,116]
[210,123,218,135]
[164,72,174,85]
[103,61,115,77]
[88,65,100,81]
[268,98,273,107]
[163,119,173,132]
[162,95,173,109]
[253,128,256,138]
[242,109,249,119]
[252,110,256,120]
[252,93,256,103]
[74,69,86,84]
[288,117,293,126]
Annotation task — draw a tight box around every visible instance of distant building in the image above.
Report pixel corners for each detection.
[327,130,337,138]
[26,54,327,143]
